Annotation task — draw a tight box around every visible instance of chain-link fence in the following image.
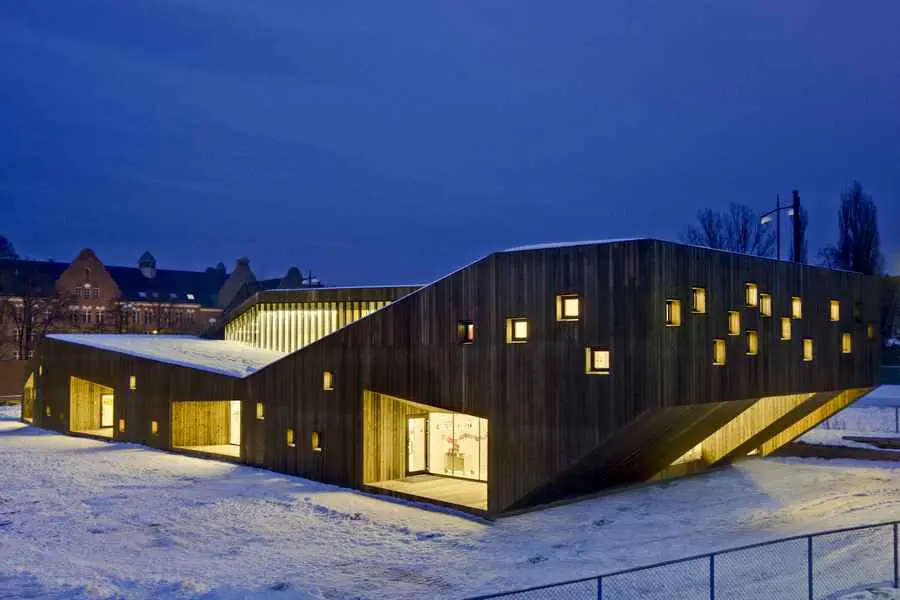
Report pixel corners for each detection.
[468,521,900,600]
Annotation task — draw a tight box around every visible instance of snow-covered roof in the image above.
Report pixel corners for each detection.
[503,238,647,252]
[46,334,285,378]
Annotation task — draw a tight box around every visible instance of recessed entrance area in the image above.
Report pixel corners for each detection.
[69,376,115,438]
[22,373,35,423]
[171,400,241,458]
[363,390,487,512]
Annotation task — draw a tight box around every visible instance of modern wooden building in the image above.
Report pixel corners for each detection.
[24,240,882,516]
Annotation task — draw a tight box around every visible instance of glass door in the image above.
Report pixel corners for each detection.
[407,415,427,475]
[100,393,114,428]
[229,400,241,446]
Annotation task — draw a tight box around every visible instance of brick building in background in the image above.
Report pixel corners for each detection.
[0,249,293,396]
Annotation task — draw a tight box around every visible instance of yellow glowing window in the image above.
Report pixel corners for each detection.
[728,311,741,336]
[287,428,296,448]
[780,317,792,341]
[118,418,126,433]
[323,371,334,391]
[867,323,876,341]
[150,420,159,435]
[256,402,265,420]
[556,294,581,321]
[39,365,43,376]
[830,300,840,322]
[457,321,476,344]
[759,293,772,317]
[585,347,610,375]
[792,297,803,319]
[746,330,759,356]
[506,318,528,343]
[665,299,682,327]
[803,338,814,362]
[841,332,852,354]
[45,406,52,417]
[691,288,707,314]
[713,339,726,366]
[311,431,322,452]
[129,375,137,391]
[745,283,758,307]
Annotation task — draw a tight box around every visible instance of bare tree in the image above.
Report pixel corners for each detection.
[0,236,18,259]
[820,181,884,275]
[682,203,776,257]
[0,266,75,360]
[790,205,809,264]
[884,277,899,339]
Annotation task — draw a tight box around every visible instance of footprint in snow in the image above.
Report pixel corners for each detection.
[528,555,549,564]
[415,531,444,541]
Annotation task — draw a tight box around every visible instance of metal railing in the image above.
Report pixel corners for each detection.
[468,520,900,599]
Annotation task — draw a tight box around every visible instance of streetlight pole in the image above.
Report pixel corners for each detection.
[760,192,802,262]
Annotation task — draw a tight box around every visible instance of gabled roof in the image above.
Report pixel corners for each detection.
[0,259,70,297]
[106,266,227,307]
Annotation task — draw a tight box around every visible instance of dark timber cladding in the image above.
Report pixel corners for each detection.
[25,240,882,516]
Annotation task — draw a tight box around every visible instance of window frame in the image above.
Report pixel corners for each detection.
[746,330,759,356]
[584,347,611,375]
[745,283,759,308]
[713,339,726,366]
[505,317,528,343]
[727,311,741,336]
[556,294,581,322]
[665,299,682,327]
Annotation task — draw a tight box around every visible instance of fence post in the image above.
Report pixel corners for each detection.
[709,554,716,600]
[807,536,814,600]
[894,523,898,588]
[597,576,602,600]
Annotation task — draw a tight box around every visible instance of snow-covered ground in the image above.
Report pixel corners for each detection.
[5,404,900,599]
[799,386,900,448]
[47,334,285,377]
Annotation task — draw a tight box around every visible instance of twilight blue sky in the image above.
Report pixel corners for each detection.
[1,1,898,283]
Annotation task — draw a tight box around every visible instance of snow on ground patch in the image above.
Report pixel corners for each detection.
[5,409,900,598]
[46,334,285,378]
[799,429,900,450]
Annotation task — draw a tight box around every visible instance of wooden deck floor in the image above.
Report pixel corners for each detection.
[174,444,241,458]
[78,427,114,439]
[370,474,487,511]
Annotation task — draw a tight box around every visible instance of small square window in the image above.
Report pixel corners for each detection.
[311,431,322,452]
[829,300,840,322]
[457,321,476,344]
[323,371,334,391]
[665,299,682,327]
[867,323,876,341]
[728,311,741,336]
[555,294,581,322]
[506,318,528,343]
[792,297,803,319]
[150,420,159,435]
[780,317,792,341]
[746,330,759,356]
[803,338,814,362]
[287,428,296,448]
[759,293,772,317]
[256,402,265,420]
[745,283,758,307]
[129,375,137,391]
[841,332,852,354]
[713,339,726,366]
[691,288,707,314]
[118,418,126,433]
[585,347,610,375]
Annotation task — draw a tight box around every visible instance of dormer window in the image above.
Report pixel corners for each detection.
[169,293,177,300]
[138,292,147,298]
[186,293,196,301]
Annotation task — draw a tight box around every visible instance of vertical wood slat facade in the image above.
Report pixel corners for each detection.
[170,401,232,447]
[26,240,883,516]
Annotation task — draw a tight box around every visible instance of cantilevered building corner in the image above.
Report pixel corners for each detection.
[25,240,882,516]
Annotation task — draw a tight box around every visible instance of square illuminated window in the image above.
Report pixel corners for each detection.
[256,402,265,420]
[506,318,528,343]
[867,323,876,341]
[323,371,334,391]
[287,428,296,448]
[803,338,814,362]
[713,339,726,366]
[457,321,476,344]
[129,375,137,391]
[792,297,803,319]
[728,311,741,336]
[585,347,610,375]
[745,283,759,307]
[780,317,792,341]
[691,288,707,314]
[829,300,840,322]
[556,294,581,321]
[841,332,852,354]
[311,431,322,452]
[665,299,682,327]
[118,418,126,433]
[150,420,159,435]
[746,330,759,356]
[759,293,772,317]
